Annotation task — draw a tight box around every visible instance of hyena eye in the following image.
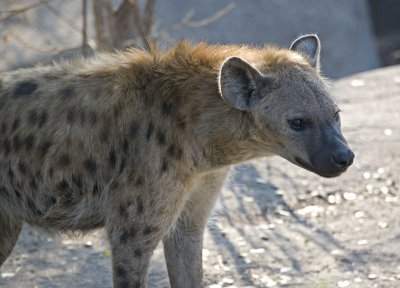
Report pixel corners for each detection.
[288,119,305,131]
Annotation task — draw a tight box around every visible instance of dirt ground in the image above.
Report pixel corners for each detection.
[0,65,399,288]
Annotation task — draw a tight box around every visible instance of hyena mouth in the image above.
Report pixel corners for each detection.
[294,156,346,178]
[294,156,313,171]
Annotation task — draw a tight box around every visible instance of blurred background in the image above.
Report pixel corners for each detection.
[0,0,399,78]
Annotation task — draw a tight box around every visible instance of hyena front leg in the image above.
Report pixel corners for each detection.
[108,226,160,288]
[163,168,229,288]
[0,213,22,267]
[106,186,187,288]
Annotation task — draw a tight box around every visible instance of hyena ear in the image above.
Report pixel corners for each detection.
[218,57,264,111]
[290,34,321,71]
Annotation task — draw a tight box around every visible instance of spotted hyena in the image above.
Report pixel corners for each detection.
[0,35,354,287]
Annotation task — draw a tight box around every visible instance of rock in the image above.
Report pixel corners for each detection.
[337,280,350,287]
[357,239,368,245]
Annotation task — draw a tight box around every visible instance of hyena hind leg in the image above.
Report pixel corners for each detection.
[0,213,22,267]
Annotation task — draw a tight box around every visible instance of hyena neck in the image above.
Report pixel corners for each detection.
[185,78,268,171]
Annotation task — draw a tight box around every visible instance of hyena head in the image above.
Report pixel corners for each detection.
[218,35,354,177]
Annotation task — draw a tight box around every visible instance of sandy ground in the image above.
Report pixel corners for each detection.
[0,65,399,288]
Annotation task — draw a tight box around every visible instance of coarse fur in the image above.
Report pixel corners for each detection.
[0,35,354,287]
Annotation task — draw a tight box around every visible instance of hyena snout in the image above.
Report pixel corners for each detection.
[330,147,355,169]
[311,139,355,177]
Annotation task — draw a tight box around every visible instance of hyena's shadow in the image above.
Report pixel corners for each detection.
[205,159,364,286]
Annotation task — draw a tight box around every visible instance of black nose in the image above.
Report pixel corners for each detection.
[332,149,355,168]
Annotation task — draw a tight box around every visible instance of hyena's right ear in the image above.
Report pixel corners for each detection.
[290,34,321,71]
[218,57,264,111]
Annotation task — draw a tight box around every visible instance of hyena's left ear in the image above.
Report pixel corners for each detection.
[218,57,265,111]
[290,34,321,71]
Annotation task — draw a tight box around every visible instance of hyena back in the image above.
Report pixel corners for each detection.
[0,35,354,287]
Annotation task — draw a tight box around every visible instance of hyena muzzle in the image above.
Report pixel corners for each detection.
[0,34,353,287]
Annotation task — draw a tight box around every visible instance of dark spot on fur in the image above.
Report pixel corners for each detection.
[129,227,137,238]
[12,117,20,131]
[14,81,38,97]
[110,180,119,190]
[122,139,129,154]
[100,128,108,143]
[120,230,128,244]
[27,198,35,210]
[72,174,83,189]
[134,176,143,186]
[113,105,122,119]
[67,109,75,124]
[40,141,51,157]
[92,183,99,195]
[167,145,183,160]
[119,204,128,219]
[0,186,10,198]
[29,177,37,190]
[117,281,130,288]
[27,198,42,216]
[167,145,175,157]
[15,189,21,199]
[43,73,64,80]
[143,226,157,235]
[177,115,186,130]
[38,111,48,128]
[57,179,70,191]
[119,158,126,173]
[146,122,154,140]
[83,158,97,175]
[35,170,42,180]
[157,130,166,146]
[162,101,174,116]
[8,167,14,180]
[13,135,21,151]
[3,138,10,155]
[137,197,144,214]
[60,86,75,98]
[80,112,86,125]
[109,149,117,168]
[59,154,71,167]
[1,122,7,134]
[49,167,54,178]
[63,192,77,206]
[134,248,142,258]
[25,134,35,151]
[47,196,57,206]
[28,110,38,127]
[144,94,153,107]
[161,160,168,173]
[129,121,139,138]
[89,111,97,126]
[115,265,127,278]
[17,161,28,175]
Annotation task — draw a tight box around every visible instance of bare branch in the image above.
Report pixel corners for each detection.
[93,0,115,50]
[143,0,155,35]
[43,2,82,33]
[173,2,235,30]
[0,0,54,22]
[5,26,58,53]
[82,0,88,56]
[127,0,149,49]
